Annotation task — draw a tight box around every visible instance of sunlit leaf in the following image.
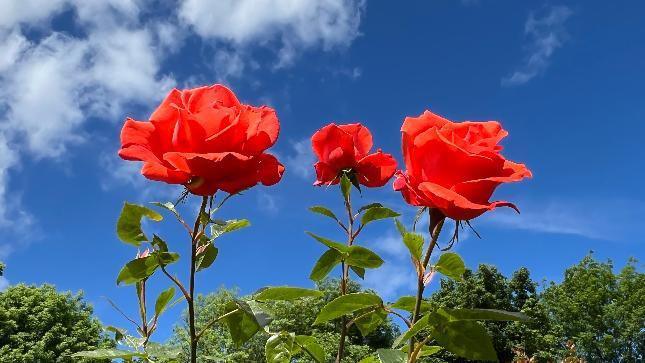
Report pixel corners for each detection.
[377,348,406,363]
[403,232,424,261]
[310,249,343,281]
[361,207,400,226]
[154,287,175,317]
[346,245,384,269]
[306,232,349,253]
[295,335,325,363]
[434,252,466,281]
[309,206,338,221]
[314,293,382,324]
[253,286,323,301]
[117,203,162,246]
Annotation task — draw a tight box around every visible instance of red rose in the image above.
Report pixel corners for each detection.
[118,84,284,196]
[311,123,397,187]
[393,110,532,220]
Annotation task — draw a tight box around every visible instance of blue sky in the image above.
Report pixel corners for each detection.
[0,0,643,342]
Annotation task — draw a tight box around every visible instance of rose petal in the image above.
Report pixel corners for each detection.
[258,153,285,186]
[356,151,397,187]
[313,161,340,186]
[338,123,373,158]
[141,162,190,185]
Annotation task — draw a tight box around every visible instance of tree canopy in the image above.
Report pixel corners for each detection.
[0,284,111,363]
[425,254,644,362]
[169,279,400,362]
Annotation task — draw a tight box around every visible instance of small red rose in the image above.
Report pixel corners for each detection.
[311,123,397,187]
[118,84,284,196]
[394,110,532,220]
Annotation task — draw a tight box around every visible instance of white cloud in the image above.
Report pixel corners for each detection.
[502,5,572,86]
[179,0,365,68]
[363,263,416,302]
[481,198,644,241]
[285,138,315,180]
[257,190,279,214]
[0,0,68,30]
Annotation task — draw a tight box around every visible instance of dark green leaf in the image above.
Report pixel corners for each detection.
[295,335,326,363]
[403,232,424,261]
[306,232,349,253]
[151,234,168,252]
[309,206,338,221]
[254,286,323,301]
[430,319,498,361]
[355,307,388,336]
[340,174,351,200]
[116,252,179,285]
[389,296,430,313]
[309,249,342,281]
[346,245,384,269]
[154,287,175,317]
[222,300,262,347]
[350,266,365,279]
[196,244,218,271]
[361,207,400,226]
[71,349,146,359]
[376,348,407,363]
[434,252,466,281]
[443,308,529,322]
[358,203,383,213]
[314,293,382,324]
[117,203,163,246]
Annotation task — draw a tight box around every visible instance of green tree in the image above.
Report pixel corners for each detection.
[542,255,644,362]
[169,279,399,362]
[0,284,111,363]
[426,265,558,362]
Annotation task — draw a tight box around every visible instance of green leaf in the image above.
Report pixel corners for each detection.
[116,252,179,285]
[350,266,365,279]
[434,252,466,281]
[358,203,383,213]
[105,326,125,342]
[309,206,338,221]
[154,287,175,317]
[346,245,384,269]
[340,174,351,200]
[355,307,388,336]
[403,232,424,261]
[306,232,349,253]
[314,293,382,324]
[389,296,430,313]
[117,202,163,246]
[295,335,325,363]
[393,314,430,348]
[394,219,406,237]
[196,243,218,271]
[265,333,297,363]
[253,286,323,301]
[358,355,379,363]
[361,207,400,226]
[211,219,250,238]
[376,348,407,363]
[151,234,168,252]
[222,300,262,347]
[430,319,498,361]
[401,345,442,358]
[443,308,529,322]
[146,342,181,359]
[71,349,146,359]
[309,249,342,281]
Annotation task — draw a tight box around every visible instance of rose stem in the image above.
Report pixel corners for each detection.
[408,208,445,362]
[336,185,356,363]
[189,196,208,363]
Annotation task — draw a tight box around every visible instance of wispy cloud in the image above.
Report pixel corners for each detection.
[502,5,573,86]
[285,138,315,180]
[481,198,645,241]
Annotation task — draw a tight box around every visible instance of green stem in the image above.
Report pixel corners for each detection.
[188,196,209,363]
[336,188,355,363]
[408,208,445,361]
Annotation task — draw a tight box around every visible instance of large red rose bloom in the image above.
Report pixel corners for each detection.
[393,110,532,220]
[118,84,284,196]
[311,123,397,187]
